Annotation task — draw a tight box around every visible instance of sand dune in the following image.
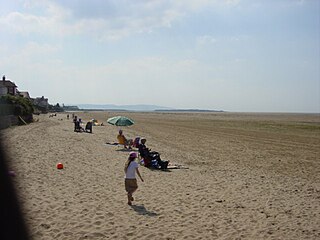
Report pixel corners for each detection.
[1,112,320,239]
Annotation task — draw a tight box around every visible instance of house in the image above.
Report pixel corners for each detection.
[0,75,17,96]
[32,96,49,113]
[32,96,49,109]
[18,91,31,99]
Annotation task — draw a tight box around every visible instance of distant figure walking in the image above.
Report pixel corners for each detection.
[124,152,144,206]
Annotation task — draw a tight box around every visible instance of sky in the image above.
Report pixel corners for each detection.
[0,0,319,112]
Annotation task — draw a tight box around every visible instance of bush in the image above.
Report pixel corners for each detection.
[0,95,34,116]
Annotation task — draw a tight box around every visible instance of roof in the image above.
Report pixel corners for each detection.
[19,91,31,98]
[0,80,17,88]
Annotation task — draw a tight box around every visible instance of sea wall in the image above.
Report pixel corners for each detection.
[0,115,32,130]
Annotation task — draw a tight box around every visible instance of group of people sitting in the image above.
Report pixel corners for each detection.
[117,130,169,170]
[73,116,93,133]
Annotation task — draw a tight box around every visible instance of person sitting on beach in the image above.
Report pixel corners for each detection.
[85,121,93,133]
[132,136,141,148]
[74,120,80,132]
[117,130,133,149]
[74,119,84,132]
[138,138,169,169]
[138,138,151,167]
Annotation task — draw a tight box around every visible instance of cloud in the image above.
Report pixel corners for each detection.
[1,42,219,104]
[0,2,71,36]
[0,41,59,65]
[0,0,240,41]
[197,35,217,45]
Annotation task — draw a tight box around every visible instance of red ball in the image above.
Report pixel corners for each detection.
[56,163,64,169]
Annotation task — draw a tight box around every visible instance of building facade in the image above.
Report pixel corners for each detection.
[0,75,17,96]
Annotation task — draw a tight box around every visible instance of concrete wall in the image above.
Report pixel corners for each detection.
[0,115,19,129]
[0,115,32,130]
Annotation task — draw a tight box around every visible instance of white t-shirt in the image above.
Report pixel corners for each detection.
[125,161,139,179]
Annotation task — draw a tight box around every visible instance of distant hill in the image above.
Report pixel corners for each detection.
[71,104,223,112]
[76,104,173,111]
[155,109,224,112]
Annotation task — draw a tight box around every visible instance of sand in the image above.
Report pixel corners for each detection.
[1,111,320,240]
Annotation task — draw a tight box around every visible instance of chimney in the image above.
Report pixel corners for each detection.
[2,75,5,81]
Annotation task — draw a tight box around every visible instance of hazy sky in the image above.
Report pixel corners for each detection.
[0,0,319,112]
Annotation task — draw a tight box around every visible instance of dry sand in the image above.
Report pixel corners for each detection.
[1,111,320,240]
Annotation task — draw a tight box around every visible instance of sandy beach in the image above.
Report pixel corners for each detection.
[1,111,320,240]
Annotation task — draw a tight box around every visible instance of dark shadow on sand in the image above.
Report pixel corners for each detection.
[145,167,172,172]
[130,205,158,217]
[143,165,188,172]
[116,148,133,152]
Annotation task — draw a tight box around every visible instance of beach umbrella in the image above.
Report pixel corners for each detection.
[107,116,134,126]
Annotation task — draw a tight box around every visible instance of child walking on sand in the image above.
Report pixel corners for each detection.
[124,152,144,205]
